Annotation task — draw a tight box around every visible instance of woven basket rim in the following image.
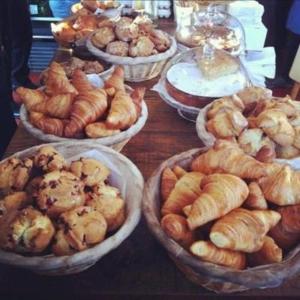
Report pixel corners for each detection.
[0,141,144,271]
[142,147,300,290]
[86,33,177,65]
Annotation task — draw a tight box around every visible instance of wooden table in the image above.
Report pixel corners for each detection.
[1,21,299,300]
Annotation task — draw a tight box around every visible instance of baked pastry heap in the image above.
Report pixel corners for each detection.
[0,146,126,256]
[17,63,145,139]
[71,0,119,16]
[91,15,172,57]
[160,140,300,270]
[204,86,300,160]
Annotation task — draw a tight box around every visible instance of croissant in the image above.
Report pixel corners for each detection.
[30,100,48,114]
[206,110,248,138]
[44,62,78,96]
[258,165,300,205]
[173,165,187,179]
[210,208,281,252]
[187,174,249,230]
[64,88,107,137]
[161,172,204,216]
[244,182,268,210]
[106,90,137,130]
[30,112,66,137]
[206,96,245,119]
[16,87,47,111]
[247,236,282,266]
[161,214,195,249]
[161,168,178,203]
[276,145,300,159]
[236,86,272,107]
[269,204,300,249]
[51,22,76,43]
[130,87,145,117]
[104,66,125,93]
[191,140,267,179]
[71,69,94,93]
[256,109,295,146]
[190,241,246,270]
[270,96,300,117]
[46,94,74,119]
[85,122,120,138]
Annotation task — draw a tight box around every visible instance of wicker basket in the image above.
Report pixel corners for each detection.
[20,88,148,152]
[143,147,300,293]
[0,142,144,275]
[86,33,177,82]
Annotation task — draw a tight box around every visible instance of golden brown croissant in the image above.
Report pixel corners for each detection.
[206,96,245,119]
[51,22,77,43]
[64,88,107,137]
[161,172,204,216]
[106,90,138,130]
[161,214,195,248]
[104,66,125,93]
[30,100,48,114]
[85,122,120,138]
[236,86,272,107]
[16,87,47,111]
[187,174,249,230]
[269,204,300,249]
[46,94,74,119]
[71,69,94,93]
[247,236,282,266]
[270,96,300,117]
[210,208,281,253]
[244,182,268,210]
[130,87,145,117]
[256,109,295,146]
[44,62,78,96]
[206,110,248,138]
[30,112,66,137]
[172,165,187,179]
[258,165,300,205]
[191,140,267,179]
[160,168,178,203]
[190,241,246,270]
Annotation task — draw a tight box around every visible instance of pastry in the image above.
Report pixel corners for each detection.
[190,241,246,270]
[161,172,204,216]
[244,182,268,210]
[33,146,66,172]
[52,206,107,255]
[160,167,178,203]
[148,29,171,52]
[0,192,31,218]
[247,236,282,266]
[256,109,295,147]
[64,88,108,137]
[51,21,77,44]
[81,0,98,12]
[51,229,76,256]
[276,145,300,159]
[71,69,95,93]
[115,17,139,42]
[16,87,47,111]
[72,15,97,31]
[104,66,125,93]
[236,86,272,107]
[70,158,110,187]
[106,41,129,57]
[161,214,195,249]
[91,27,115,48]
[37,170,85,217]
[129,36,155,57]
[0,158,33,195]
[191,140,267,179]
[210,208,281,253]
[130,87,145,116]
[187,174,249,230]
[46,93,74,119]
[83,60,104,74]
[88,185,125,232]
[0,206,55,253]
[206,110,248,138]
[172,165,187,179]
[85,122,121,138]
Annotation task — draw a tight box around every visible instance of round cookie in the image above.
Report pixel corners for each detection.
[37,170,85,217]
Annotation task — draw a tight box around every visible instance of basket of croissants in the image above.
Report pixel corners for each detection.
[17,63,148,152]
[0,142,144,275]
[196,85,300,161]
[86,15,177,82]
[143,139,300,293]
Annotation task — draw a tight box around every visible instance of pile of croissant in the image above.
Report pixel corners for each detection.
[17,63,145,139]
[160,140,300,270]
[205,86,300,160]
[0,146,126,256]
[91,15,171,57]
[72,0,119,15]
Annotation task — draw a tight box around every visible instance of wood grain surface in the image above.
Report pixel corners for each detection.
[1,20,299,300]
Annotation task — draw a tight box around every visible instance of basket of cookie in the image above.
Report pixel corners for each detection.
[143,139,300,293]
[86,15,177,82]
[18,63,148,152]
[0,142,143,275]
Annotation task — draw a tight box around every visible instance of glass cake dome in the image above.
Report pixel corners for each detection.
[176,5,246,56]
[156,45,251,121]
